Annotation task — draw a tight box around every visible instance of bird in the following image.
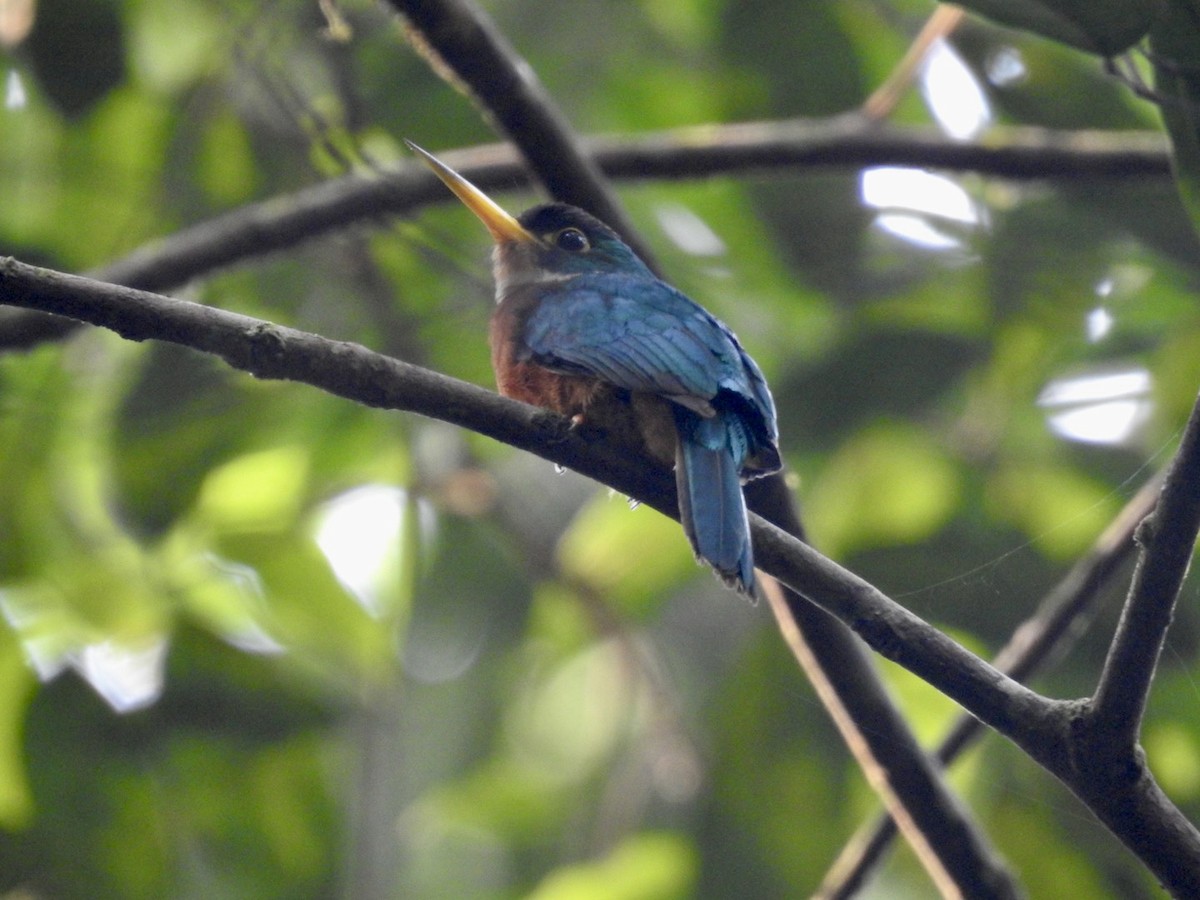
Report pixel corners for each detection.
[406,141,781,597]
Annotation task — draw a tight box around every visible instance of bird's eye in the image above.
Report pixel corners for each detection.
[554,227,590,252]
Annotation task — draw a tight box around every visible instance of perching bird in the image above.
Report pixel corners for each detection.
[407,141,780,596]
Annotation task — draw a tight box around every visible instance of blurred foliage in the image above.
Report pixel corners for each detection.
[953,0,1160,56]
[0,0,1199,897]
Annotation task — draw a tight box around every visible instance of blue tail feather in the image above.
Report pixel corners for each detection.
[674,410,756,597]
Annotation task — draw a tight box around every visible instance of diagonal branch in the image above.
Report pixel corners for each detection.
[761,574,1020,900]
[862,5,966,121]
[0,255,1043,727]
[748,481,1023,900]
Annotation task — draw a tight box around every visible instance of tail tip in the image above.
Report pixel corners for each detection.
[705,555,758,602]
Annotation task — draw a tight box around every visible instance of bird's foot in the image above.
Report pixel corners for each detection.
[568,413,607,444]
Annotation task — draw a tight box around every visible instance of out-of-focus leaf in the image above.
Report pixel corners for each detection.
[57,90,174,266]
[198,109,261,205]
[806,422,962,557]
[127,0,223,94]
[5,629,339,898]
[955,0,1160,56]
[528,831,697,900]
[1151,1,1200,237]
[0,635,34,827]
[114,344,257,537]
[987,783,1118,898]
[505,641,637,783]
[1144,722,1200,800]
[212,528,389,677]
[431,758,567,842]
[196,446,310,532]
[558,493,696,612]
[985,462,1116,558]
[954,29,1153,130]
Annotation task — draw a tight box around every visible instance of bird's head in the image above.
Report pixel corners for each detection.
[407,141,652,298]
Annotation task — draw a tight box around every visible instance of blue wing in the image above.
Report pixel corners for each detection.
[521,272,778,441]
[521,271,782,593]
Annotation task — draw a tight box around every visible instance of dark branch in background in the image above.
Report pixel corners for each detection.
[750,483,1021,900]
[89,121,1177,287]
[818,474,1159,898]
[0,121,1168,350]
[386,1,1024,893]
[7,259,1200,895]
[385,0,658,268]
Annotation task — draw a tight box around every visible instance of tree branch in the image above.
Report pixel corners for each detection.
[762,580,1021,900]
[3,255,1044,726]
[1090,395,1200,746]
[4,256,1200,893]
[817,473,1160,898]
[1049,390,1200,895]
[862,5,966,121]
[0,121,1169,351]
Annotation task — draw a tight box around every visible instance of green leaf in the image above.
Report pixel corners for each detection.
[1144,722,1200,800]
[0,635,35,827]
[955,0,1161,55]
[558,493,696,611]
[985,462,1115,559]
[528,832,697,900]
[196,447,310,532]
[805,422,962,558]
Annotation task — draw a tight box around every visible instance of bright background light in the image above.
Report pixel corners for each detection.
[920,38,991,140]
[315,484,436,618]
[1038,367,1155,446]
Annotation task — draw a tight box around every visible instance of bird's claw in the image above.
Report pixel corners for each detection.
[568,414,606,443]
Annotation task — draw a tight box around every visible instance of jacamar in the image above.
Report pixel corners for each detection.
[407,142,780,596]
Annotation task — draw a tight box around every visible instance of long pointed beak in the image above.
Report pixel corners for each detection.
[405,140,536,245]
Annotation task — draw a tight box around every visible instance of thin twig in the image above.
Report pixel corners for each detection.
[862,5,966,121]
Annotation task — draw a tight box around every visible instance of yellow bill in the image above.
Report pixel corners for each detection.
[405,140,535,244]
